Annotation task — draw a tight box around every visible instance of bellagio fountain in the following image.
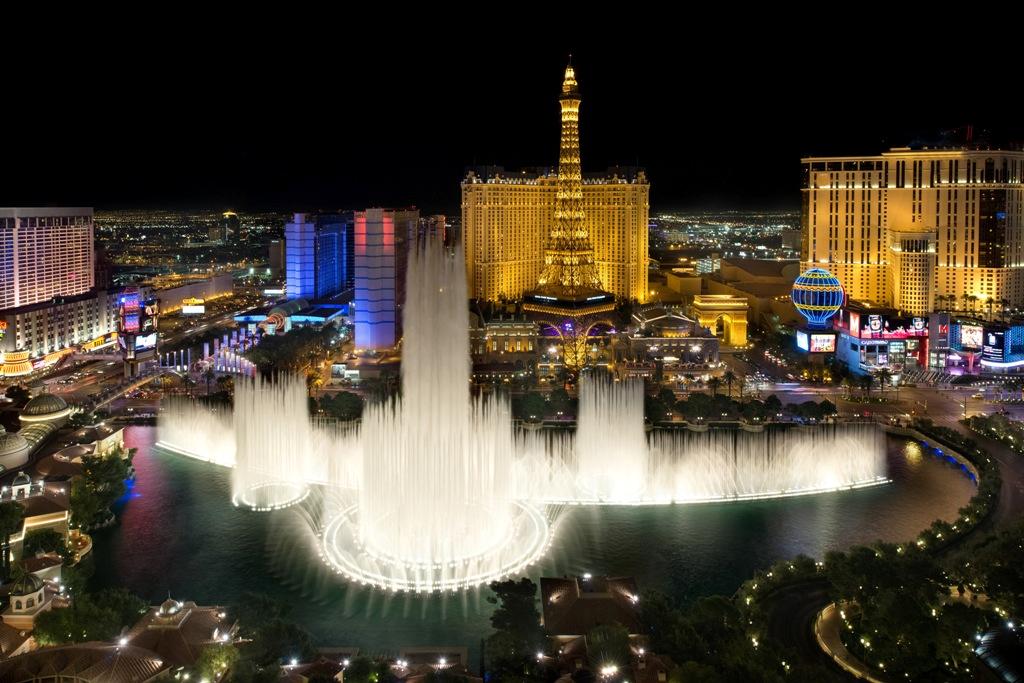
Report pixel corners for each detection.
[158,238,886,592]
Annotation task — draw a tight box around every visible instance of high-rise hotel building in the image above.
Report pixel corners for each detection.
[0,207,123,370]
[463,169,649,304]
[801,147,1024,316]
[0,207,95,309]
[285,212,356,301]
[353,207,419,349]
[462,67,650,307]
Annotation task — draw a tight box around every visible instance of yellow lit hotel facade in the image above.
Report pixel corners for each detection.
[801,147,1024,316]
[462,168,650,303]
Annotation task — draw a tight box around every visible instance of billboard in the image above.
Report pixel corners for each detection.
[796,330,809,351]
[182,304,206,315]
[135,332,158,351]
[810,333,836,353]
[984,331,1005,362]
[960,324,983,350]
[82,332,117,351]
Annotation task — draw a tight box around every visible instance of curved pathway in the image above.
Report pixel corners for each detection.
[763,405,1024,679]
[814,602,887,682]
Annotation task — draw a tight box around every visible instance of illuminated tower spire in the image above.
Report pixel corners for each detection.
[535,62,603,295]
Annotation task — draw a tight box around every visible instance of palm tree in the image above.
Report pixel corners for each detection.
[722,370,737,399]
[859,373,875,396]
[0,502,24,582]
[876,368,892,394]
[708,377,722,397]
[841,376,854,400]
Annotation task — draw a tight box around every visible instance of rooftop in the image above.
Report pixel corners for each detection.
[0,642,167,683]
[540,575,642,637]
[123,599,235,668]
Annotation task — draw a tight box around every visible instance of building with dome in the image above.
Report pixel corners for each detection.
[121,596,237,669]
[0,429,31,471]
[1,573,55,632]
[18,393,72,427]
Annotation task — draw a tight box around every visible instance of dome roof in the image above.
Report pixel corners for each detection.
[0,432,29,458]
[10,573,44,596]
[22,393,69,417]
[11,471,32,487]
[159,597,182,615]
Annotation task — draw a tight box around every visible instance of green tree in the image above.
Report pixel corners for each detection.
[722,370,737,398]
[0,502,24,581]
[196,643,241,680]
[22,528,71,563]
[657,387,676,407]
[515,392,546,422]
[4,385,29,404]
[32,590,145,646]
[547,388,573,418]
[486,578,544,679]
[876,368,892,394]
[70,450,130,529]
[707,377,722,397]
[93,587,147,627]
[320,391,364,421]
[242,618,317,667]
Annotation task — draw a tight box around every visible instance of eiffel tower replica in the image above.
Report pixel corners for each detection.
[523,62,615,371]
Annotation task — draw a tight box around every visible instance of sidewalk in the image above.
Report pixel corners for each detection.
[814,602,888,682]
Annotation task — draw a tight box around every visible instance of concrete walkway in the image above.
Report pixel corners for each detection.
[814,602,889,682]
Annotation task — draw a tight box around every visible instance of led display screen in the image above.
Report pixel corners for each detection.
[810,334,836,353]
[960,324,983,349]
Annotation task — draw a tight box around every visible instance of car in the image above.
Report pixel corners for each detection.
[972,392,984,399]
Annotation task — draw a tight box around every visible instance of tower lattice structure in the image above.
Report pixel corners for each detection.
[523,63,616,372]
[534,64,605,296]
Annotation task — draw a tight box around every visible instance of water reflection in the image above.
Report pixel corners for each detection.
[90,426,976,653]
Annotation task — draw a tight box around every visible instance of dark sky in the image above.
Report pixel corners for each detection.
[4,31,1021,214]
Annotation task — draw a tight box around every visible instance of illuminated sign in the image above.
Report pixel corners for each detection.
[912,317,926,331]
[181,304,206,315]
[868,315,883,333]
[796,330,809,351]
[809,333,836,353]
[960,324,983,350]
[983,331,1005,362]
[82,332,118,351]
[135,332,158,351]
[119,291,141,334]
[263,288,285,296]
[849,312,860,334]
[0,320,6,340]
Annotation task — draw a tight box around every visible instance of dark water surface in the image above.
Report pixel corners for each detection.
[89,427,975,653]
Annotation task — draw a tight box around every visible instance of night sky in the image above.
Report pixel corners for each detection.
[4,36,1021,214]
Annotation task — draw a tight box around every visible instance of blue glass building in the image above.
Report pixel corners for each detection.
[285,212,355,301]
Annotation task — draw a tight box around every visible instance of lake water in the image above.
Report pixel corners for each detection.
[88,426,976,656]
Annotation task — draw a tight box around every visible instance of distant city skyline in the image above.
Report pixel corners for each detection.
[3,45,1021,213]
